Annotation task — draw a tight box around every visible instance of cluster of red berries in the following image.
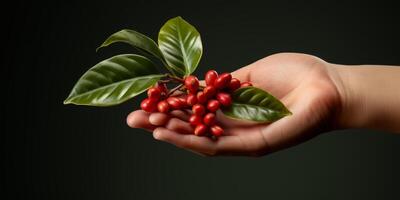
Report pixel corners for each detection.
[140,70,252,137]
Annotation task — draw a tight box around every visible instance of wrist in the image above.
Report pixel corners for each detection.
[329,64,367,129]
[330,64,400,132]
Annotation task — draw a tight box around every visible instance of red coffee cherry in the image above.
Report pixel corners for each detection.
[192,104,206,116]
[194,124,208,136]
[189,114,202,126]
[178,97,188,108]
[197,91,207,104]
[186,93,197,106]
[210,125,224,137]
[203,86,216,98]
[241,82,253,87]
[166,97,182,110]
[214,73,232,89]
[228,78,241,92]
[157,100,170,113]
[216,92,232,107]
[205,70,218,86]
[147,87,161,99]
[140,98,157,112]
[203,113,216,126]
[184,75,199,93]
[207,99,220,112]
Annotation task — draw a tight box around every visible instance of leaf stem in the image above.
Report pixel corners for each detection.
[168,84,184,96]
[158,79,171,84]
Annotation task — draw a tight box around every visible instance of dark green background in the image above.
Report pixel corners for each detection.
[3,0,400,199]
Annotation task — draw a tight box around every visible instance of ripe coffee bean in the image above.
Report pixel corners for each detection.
[205,70,218,86]
[203,86,216,98]
[241,82,253,87]
[207,99,220,112]
[157,100,170,113]
[178,97,188,108]
[147,87,161,99]
[203,113,216,126]
[194,124,208,136]
[189,114,202,126]
[186,93,197,106]
[167,97,182,109]
[228,78,241,92]
[192,104,206,116]
[210,125,224,136]
[197,91,207,104]
[216,92,232,107]
[184,75,199,93]
[214,73,232,89]
[140,98,157,112]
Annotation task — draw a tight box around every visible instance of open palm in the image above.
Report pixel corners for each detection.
[127,53,342,156]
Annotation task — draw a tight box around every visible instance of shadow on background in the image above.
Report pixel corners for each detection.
[3,0,400,199]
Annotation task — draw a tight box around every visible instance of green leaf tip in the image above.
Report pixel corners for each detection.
[158,16,203,77]
[95,29,165,63]
[64,54,164,107]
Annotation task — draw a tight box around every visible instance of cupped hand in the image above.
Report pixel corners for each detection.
[127,53,342,156]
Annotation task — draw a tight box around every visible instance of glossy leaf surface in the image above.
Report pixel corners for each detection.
[97,29,165,64]
[158,16,202,77]
[64,54,164,106]
[222,87,291,122]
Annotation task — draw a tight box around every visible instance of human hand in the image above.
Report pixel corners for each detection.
[127,53,342,156]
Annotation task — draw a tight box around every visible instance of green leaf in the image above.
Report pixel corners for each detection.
[222,87,292,122]
[64,54,165,106]
[97,29,166,64]
[158,16,202,77]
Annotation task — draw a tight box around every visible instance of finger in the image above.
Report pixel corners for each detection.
[148,109,191,126]
[126,110,156,131]
[165,118,194,135]
[153,127,217,155]
[149,113,169,126]
[215,130,269,156]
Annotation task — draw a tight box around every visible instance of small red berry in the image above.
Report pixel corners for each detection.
[184,75,199,93]
[214,73,232,89]
[241,82,253,87]
[194,124,208,136]
[203,113,216,126]
[140,98,157,112]
[166,97,182,110]
[189,114,202,126]
[147,87,161,99]
[216,92,232,107]
[186,93,197,106]
[192,104,206,116]
[207,99,220,112]
[210,125,224,137]
[205,70,218,86]
[203,86,216,98]
[228,78,241,92]
[178,97,188,108]
[157,100,170,113]
[197,91,207,104]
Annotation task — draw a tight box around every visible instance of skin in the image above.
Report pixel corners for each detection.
[126,53,400,156]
